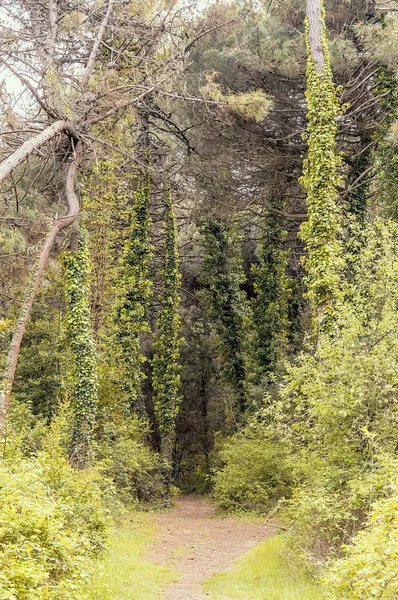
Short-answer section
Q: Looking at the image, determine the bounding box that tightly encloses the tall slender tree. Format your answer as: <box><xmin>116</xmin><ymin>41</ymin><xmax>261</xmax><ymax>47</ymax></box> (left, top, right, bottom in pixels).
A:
<box><xmin>152</xmin><ymin>187</ymin><xmax>182</xmax><ymax>471</ymax></box>
<box><xmin>299</xmin><ymin>0</ymin><xmax>345</xmax><ymax>333</ymax></box>
<box><xmin>199</xmin><ymin>220</ymin><xmax>248</xmax><ymax>416</ymax></box>
<box><xmin>115</xmin><ymin>177</ymin><xmax>153</xmax><ymax>410</ymax></box>
<box><xmin>252</xmin><ymin>201</ymin><xmax>291</xmax><ymax>381</ymax></box>
<box><xmin>63</xmin><ymin>230</ymin><xmax>98</xmax><ymax>468</ymax></box>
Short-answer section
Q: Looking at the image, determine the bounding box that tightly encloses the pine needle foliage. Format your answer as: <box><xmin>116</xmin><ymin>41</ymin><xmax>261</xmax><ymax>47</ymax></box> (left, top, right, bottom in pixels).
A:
<box><xmin>299</xmin><ymin>6</ymin><xmax>345</xmax><ymax>334</ymax></box>
<box><xmin>152</xmin><ymin>187</ymin><xmax>182</xmax><ymax>459</ymax></box>
<box><xmin>63</xmin><ymin>230</ymin><xmax>98</xmax><ymax>467</ymax></box>
<box><xmin>115</xmin><ymin>176</ymin><xmax>153</xmax><ymax>409</ymax></box>
<box><xmin>201</xmin><ymin>74</ymin><xmax>272</xmax><ymax>122</ymax></box>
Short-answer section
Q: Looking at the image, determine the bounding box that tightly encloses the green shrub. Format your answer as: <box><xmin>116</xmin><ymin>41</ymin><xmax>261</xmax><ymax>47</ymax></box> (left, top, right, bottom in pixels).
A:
<box><xmin>0</xmin><ymin>454</ymin><xmax>108</xmax><ymax>600</ymax></box>
<box><xmin>95</xmin><ymin>416</ymin><xmax>166</xmax><ymax>505</ymax></box>
<box><xmin>213</xmin><ymin>425</ymin><xmax>294</xmax><ymax>512</ymax></box>
<box><xmin>326</xmin><ymin>490</ymin><xmax>398</xmax><ymax>599</ymax></box>
<box><xmin>213</xmin><ymin>221</ymin><xmax>398</xmax><ymax>577</ymax></box>
<box><xmin>0</xmin><ymin>410</ymin><xmax>109</xmax><ymax>600</ymax></box>
<box><xmin>261</xmin><ymin>220</ymin><xmax>398</xmax><ymax>565</ymax></box>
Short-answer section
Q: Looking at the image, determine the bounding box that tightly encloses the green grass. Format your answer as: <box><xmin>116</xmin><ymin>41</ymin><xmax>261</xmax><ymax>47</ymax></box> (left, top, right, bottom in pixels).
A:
<box><xmin>86</xmin><ymin>511</ymin><xmax>176</xmax><ymax>600</ymax></box>
<box><xmin>203</xmin><ymin>534</ymin><xmax>329</xmax><ymax>600</ymax></box>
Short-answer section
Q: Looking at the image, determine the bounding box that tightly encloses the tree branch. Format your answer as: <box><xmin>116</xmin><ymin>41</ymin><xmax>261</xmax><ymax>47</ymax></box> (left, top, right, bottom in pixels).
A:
<box><xmin>81</xmin><ymin>0</ymin><xmax>114</xmax><ymax>89</ymax></box>
<box><xmin>0</xmin><ymin>120</ymin><xmax>72</xmax><ymax>185</ymax></box>
<box><xmin>0</xmin><ymin>57</ymin><xmax>60</xmax><ymax>119</ymax></box>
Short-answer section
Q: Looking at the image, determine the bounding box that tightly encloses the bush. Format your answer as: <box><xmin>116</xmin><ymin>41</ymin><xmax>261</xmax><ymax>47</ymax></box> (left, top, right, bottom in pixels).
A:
<box><xmin>0</xmin><ymin>407</ymin><xmax>109</xmax><ymax>600</ymax></box>
<box><xmin>95</xmin><ymin>415</ymin><xmax>167</xmax><ymax>504</ymax></box>
<box><xmin>326</xmin><ymin>490</ymin><xmax>398</xmax><ymax>599</ymax></box>
<box><xmin>0</xmin><ymin>453</ymin><xmax>108</xmax><ymax>600</ymax></box>
<box><xmin>213</xmin><ymin>424</ymin><xmax>294</xmax><ymax>512</ymax></box>
<box><xmin>212</xmin><ymin>221</ymin><xmax>398</xmax><ymax>578</ymax></box>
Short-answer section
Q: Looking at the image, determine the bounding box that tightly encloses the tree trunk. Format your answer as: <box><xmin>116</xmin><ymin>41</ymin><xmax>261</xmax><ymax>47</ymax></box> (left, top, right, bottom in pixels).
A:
<box><xmin>0</xmin><ymin>121</ymin><xmax>72</xmax><ymax>185</ymax></box>
<box><xmin>161</xmin><ymin>433</ymin><xmax>174</xmax><ymax>493</ymax></box>
<box><xmin>306</xmin><ymin>0</ymin><xmax>325</xmax><ymax>73</ymax></box>
<box><xmin>0</xmin><ymin>143</ymin><xmax>82</xmax><ymax>436</ymax></box>
<box><xmin>201</xmin><ymin>370</ymin><xmax>210</xmax><ymax>476</ymax></box>
<box><xmin>81</xmin><ymin>0</ymin><xmax>114</xmax><ymax>89</ymax></box>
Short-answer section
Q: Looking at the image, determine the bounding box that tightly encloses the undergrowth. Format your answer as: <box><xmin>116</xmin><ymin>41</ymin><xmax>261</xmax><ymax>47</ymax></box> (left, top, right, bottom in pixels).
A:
<box><xmin>203</xmin><ymin>534</ymin><xmax>328</xmax><ymax>600</ymax></box>
<box><xmin>87</xmin><ymin>511</ymin><xmax>176</xmax><ymax>599</ymax></box>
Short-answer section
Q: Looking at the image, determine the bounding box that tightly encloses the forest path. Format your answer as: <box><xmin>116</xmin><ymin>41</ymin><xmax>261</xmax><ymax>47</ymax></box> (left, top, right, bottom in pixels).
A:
<box><xmin>149</xmin><ymin>496</ymin><xmax>271</xmax><ymax>600</ymax></box>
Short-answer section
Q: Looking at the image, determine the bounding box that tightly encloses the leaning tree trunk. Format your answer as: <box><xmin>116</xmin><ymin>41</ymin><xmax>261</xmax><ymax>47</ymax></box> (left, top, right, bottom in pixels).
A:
<box><xmin>0</xmin><ymin>121</ymin><xmax>72</xmax><ymax>185</ymax></box>
<box><xmin>0</xmin><ymin>143</ymin><xmax>82</xmax><ymax>436</ymax></box>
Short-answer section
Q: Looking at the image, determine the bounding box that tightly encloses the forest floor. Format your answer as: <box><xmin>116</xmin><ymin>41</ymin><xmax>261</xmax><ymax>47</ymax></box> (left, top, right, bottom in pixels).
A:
<box><xmin>149</xmin><ymin>496</ymin><xmax>271</xmax><ymax>600</ymax></box>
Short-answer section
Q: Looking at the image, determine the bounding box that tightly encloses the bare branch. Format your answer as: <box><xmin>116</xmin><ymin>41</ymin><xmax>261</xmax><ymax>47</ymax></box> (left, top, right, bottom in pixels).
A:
<box><xmin>0</xmin><ymin>57</ymin><xmax>60</xmax><ymax>119</ymax></box>
<box><xmin>81</xmin><ymin>0</ymin><xmax>114</xmax><ymax>89</ymax></box>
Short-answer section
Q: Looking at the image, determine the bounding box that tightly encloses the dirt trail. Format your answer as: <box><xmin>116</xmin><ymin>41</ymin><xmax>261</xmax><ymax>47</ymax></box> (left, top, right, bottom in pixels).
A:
<box><xmin>149</xmin><ymin>496</ymin><xmax>271</xmax><ymax>600</ymax></box>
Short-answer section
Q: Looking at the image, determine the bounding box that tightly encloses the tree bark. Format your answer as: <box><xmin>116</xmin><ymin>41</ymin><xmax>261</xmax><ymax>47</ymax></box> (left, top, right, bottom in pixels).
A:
<box><xmin>45</xmin><ymin>0</ymin><xmax>58</xmax><ymax>68</ymax></box>
<box><xmin>0</xmin><ymin>143</ymin><xmax>82</xmax><ymax>436</ymax></box>
<box><xmin>81</xmin><ymin>0</ymin><xmax>114</xmax><ymax>89</ymax></box>
<box><xmin>306</xmin><ymin>0</ymin><xmax>325</xmax><ymax>73</ymax></box>
<box><xmin>0</xmin><ymin>121</ymin><xmax>71</xmax><ymax>185</ymax></box>
<box><xmin>161</xmin><ymin>433</ymin><xmax>174</xmax><ymax>493</ymax></box>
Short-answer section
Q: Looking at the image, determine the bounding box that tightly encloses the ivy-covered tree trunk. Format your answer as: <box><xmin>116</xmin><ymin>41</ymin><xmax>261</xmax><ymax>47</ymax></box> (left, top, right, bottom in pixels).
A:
<box><xmin>374</xmin><ymin>67</ymin><xmax>398</xmax><ymax>217</ymax></box>
<box><xmin>199</xmin><ymin>220</ymin><xmax>248</xmax><ymax>416</ymax></box>
<box><xmin>152</xmin><ymin>187</ymin><xmax>182</xmax><ymax>475</ymax></box>
<box><xmin>300</xmin><ymin>0</ymin><xmax>345</xmax><ymax>334</ymax></box>
<box><xmin>252</xmin><ymin>200</ymin><xmax>291</xmax><ymax>382</ymax></box>
<box><xmin>115</xmin><ymin>176</ymin><xmax>153</xmax><ymax>410</ymax></box>
<box><xmin>63</xmin><ymin>231</ymin><xmax>98</xmax><ymax>468</ymax></box>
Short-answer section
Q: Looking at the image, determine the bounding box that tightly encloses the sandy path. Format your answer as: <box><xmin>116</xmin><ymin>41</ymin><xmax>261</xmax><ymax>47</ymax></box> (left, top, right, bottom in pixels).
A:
<box><xmin>149</xmin><ymin>496</ymin><xmax>271</xmax><ymax>600</ymax></box>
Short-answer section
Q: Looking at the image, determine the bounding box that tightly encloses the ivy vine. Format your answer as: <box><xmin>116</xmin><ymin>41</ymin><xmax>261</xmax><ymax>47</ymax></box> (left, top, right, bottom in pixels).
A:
<box><xmin>299</xmin><ymin>6</ymin><xmax>345</xmax><ymax>333</ymax></box>
<box><xmin>115</xmin><ymin>176</ymin><xmax>153</xmax><ymax>409</ymax></box>
<box><xmin>252</xmin><ymin>200</ymin><xmax>291</xmax><ymax>381</ymax></box>
<box><xmin>199</xmin><ymin>219</ymin><xmax>249</xmax><ymax>414</ymax></box>
<box><xmin>63</xmin><ymin>229</ymin><xmax>98</xmax><ymax>467</ymax></box>
<box><xmin>152</xmin><ymin>186</ymin><xmax>182</xmax><ymax>462</ymax></box>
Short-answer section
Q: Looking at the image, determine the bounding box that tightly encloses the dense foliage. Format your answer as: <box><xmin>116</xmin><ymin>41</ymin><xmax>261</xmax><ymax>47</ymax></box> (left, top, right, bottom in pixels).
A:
<box><xmin>115</xmin><ymin>177</ymin><xmax>153</xmax><ymax>411</ymax></box>
<box><xmin>0</xmin><ymin>416</ymin><xmax>108</xmax><ymax>599</ymax></box>
<box><xmin>1</xmin><ymin>0</ymin><xmax>398</xmax><ymax>597</ymax></box>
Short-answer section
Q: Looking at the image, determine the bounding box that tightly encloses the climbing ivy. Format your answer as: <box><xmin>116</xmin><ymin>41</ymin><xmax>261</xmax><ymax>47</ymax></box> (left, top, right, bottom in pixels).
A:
<box><xmin>251</xmin><ymin>201</ymin><xmax>291</xmax><ymax>381</ymax></box>
<box><xmin>63</xmin><ymin>230</ymin><xmax>98</xmax><ymax>467</ymax></box>
<box><xmin>374</xmin><ymin>67</ymin><xmax>398</xmax><ymax>217</ymax></box>
<box><xmin>299</xmin><ymin>7</ymin><xmax>345</xmax><ymax>333</ymax></box>
<box><xmin>152</xmin><ymin>187</ymin><xmax>182</xmax><ymax>463</ymax></box>
<box><xmin>115</xmin><ymin>176</ymin><xmax>153</xmax><ymax>410</ymax></box>
<box><xmin>198</xmin><ymin>220</ymin><xmax>249</xmax><ymax>414</ymax></box>
<box><xmin>347</xmin><ymin>149</ymin><xmax>371</xmax><ymax>223</ymax></box>
<box><xmin>82</xmin><ymin>159</ymin><xmax>124</xmax><ymax>334</ymax></box>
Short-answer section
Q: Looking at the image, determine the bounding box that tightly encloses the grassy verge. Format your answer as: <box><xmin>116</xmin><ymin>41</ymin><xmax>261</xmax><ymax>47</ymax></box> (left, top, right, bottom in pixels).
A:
<box><xmin>86</xmin><ymin>511</ymin><xmax>176</xmax><ymax>600</ymax></box>
<box><xmin>203</xmin><ymin>534</ymin><xmax>329</xmax><ymax>600</ymax></box>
